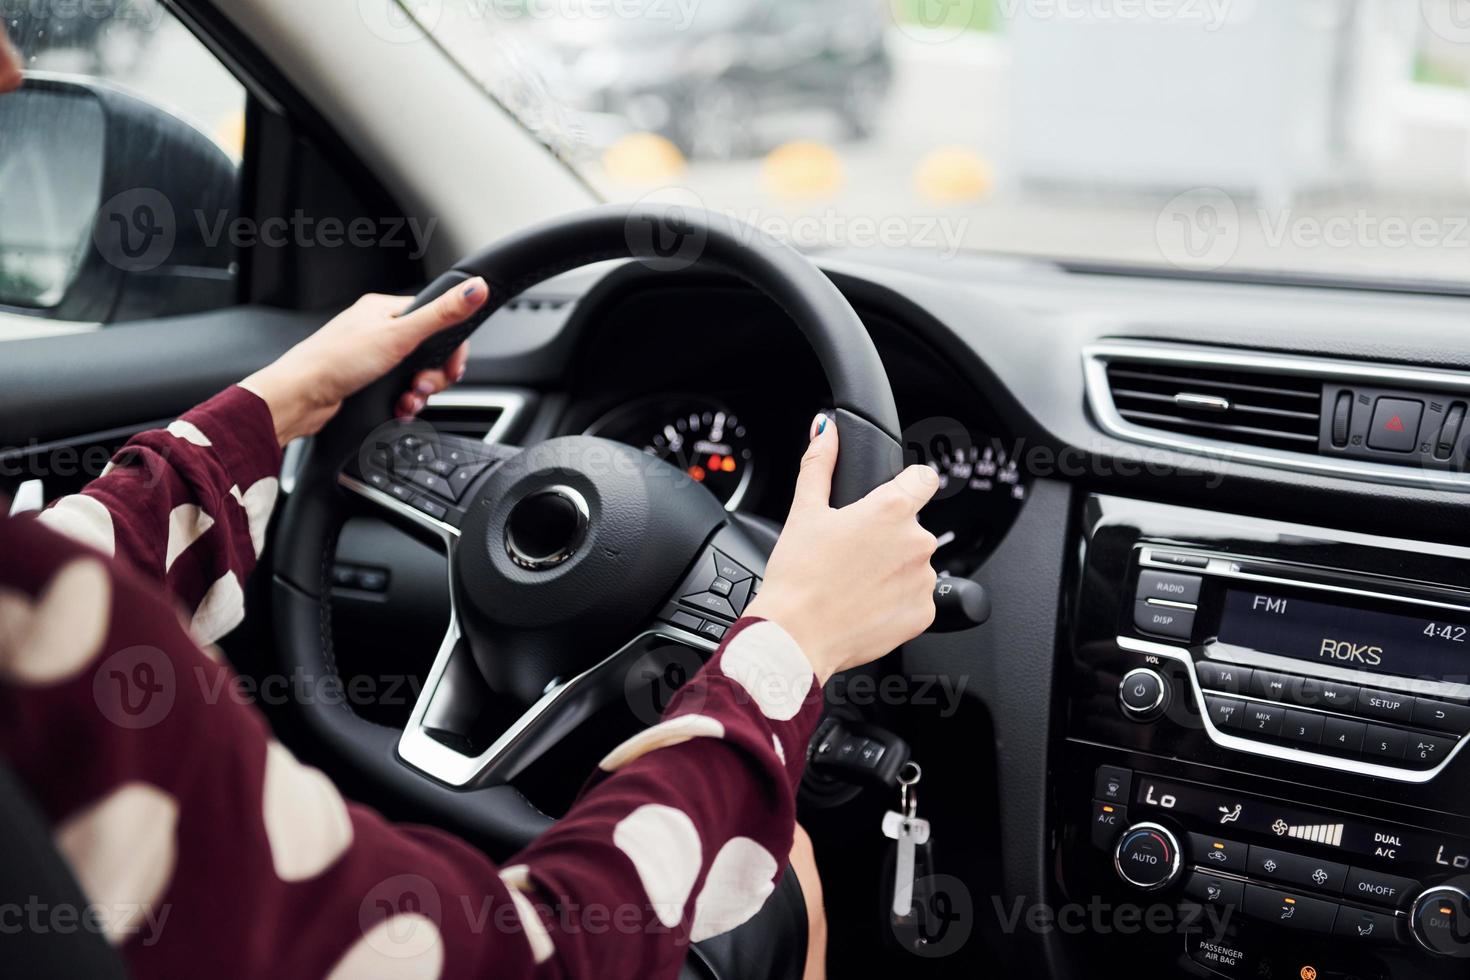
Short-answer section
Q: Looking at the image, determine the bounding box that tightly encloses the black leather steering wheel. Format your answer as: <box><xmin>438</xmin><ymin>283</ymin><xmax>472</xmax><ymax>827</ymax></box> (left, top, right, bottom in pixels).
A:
<box><xmin>270</xmin><ymin>201</ymin><xmax>902</xmax><ymax>863</ymax></box>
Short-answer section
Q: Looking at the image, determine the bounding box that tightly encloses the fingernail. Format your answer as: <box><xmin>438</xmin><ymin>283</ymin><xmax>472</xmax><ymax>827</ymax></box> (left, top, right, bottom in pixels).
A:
<box><xmin>462</xmin><ymin>278</ymin><xmax>484</xmax><ymax>302</ymax></box>
<box><xmin>809</xmin><ymin>413</ymin><xmax>829</xmax><ymax>440</ymax></box>
<box><xmin>454</xmin><ymin>363</ymin><xmax>467</xmax><ymax>382</ymax></box>
<box><xmin>415</xmin><ymin>379</ymin><xmax>435</xmax><ymax>396</ymax></box>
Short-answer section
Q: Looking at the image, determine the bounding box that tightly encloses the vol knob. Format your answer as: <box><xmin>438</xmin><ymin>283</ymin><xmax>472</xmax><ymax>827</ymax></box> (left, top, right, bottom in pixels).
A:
<box><xmin>1118</xmin><ymin>668</ymin><xmax>1168</xmax><ymax>720</ymax></box>
<box><xmin>1412</xmin><ymin>886</ymin><xmax>1470</xmax><ymax>957</ymax></box>
<box><xmin>1114</xmin><ymin>822</ymin><xmax>1182</xmax><ymax>891</ymax></box>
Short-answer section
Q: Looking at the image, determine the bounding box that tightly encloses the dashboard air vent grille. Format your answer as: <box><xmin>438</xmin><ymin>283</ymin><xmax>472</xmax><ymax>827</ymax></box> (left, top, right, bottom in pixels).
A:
<box><xmin>1105</xmin><ymin>360</ymin><xmax>1323</xmax><ymax>452</ymax></box>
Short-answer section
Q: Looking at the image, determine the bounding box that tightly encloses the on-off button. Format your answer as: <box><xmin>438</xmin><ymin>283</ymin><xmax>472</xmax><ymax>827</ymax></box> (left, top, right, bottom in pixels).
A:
<box><xmin>1134</xmin><ymin>600</ymin><xmax>1195</xmax><ymax>641</ymax></box>
<box><xmin>1120</xmin><ymin>668</ymin><xmax>1168</xmax><ymax>719</ymax></box>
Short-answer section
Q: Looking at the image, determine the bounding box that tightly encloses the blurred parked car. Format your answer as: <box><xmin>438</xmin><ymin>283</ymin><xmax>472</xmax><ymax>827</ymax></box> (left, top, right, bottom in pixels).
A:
<box><xmin>517</xmin><ymin>0</ymin><xmax>892</xmax><ymax>159</ymax></box>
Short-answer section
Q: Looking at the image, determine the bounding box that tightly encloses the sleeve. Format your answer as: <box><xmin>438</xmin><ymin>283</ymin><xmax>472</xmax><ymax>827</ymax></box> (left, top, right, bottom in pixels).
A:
<box><xmin>0</xmin><ymin>513</ymin><xmax>823</xmax><ymax>980</ymax></box>
<box><xmin>29</xmin><ymin>386</ymin><xmax>283</xmax><ymax>645</ymax></box>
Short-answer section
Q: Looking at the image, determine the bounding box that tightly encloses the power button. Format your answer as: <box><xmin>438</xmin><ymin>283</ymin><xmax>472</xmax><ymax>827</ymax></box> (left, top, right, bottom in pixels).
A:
<box><xmin>1119</xmin><ymin>668</ymin><xmax>1167</xmax><ymax>720</ymax></box>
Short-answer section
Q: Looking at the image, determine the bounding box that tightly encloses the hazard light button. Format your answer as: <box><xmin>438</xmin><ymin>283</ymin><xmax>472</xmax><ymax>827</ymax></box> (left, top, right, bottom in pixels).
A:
<box><xmin>1367</xmin><ymin>398</ymin><xmax>1423</xmax><ymax>453</ymax></box>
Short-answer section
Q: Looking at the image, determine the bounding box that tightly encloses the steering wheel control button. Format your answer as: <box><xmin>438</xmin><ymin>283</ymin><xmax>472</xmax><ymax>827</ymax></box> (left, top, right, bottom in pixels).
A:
<box><xmin>1136</xmin><ymin>570</ymin><xmax>1202</xmax><ymax>605</ymax></box>
<box><xmin>1411</xmin><ymin>886</ymin><xmax>1470</xmax><ymax>957</ymax></box>
<box><xmin>1197</xmin><ymin>661</ymin><xmax>1252</xmax><ymax>694</ymax></box>
<box><xmin>411</xmin><ymin>496</ymin><xmax>448</xmax><ymax>521</ymax></box>
<box><xmin>1090</xmin><ymin>801</ymin><xmax>1127</xmax><ymax>850</ymax></box>
<box><xmin>1189</xmin><ymin>833</ymin><xmax>1248</xmax><ymax>873</ymax></box>
<box><xmin>409</xmin><ymin>470</ymin><xmax>454</xmax><ymax>498</ymax></box>
<box><xmin>1113</xmin><ymin>823</ymin><xmax>1182</xmax><ymax>890</ymax></box>
<box><xmin>1344</xmin><ymin>867</ymin><xmax>1418</xmax><ymax>908</ymax></box>
<box><xmin>1093</xmin><ymin>765</ymin><xmax>1132</xmax><ymax>805</ymax></box>
<box><xmin>1133</xmin><ymin>600</ymin><xmax>1195</xmax><ymax>641</ymax></box>
<box><xmin>1119</xmin><ymin>668</ymin><xmax>1167</xmax><ymax>719</ymax></box>
<box><xmin>1247</xmin><ymin>845</ymin><xmax>1348</xmax><ymax>894</ymax></box>
<box><xmin>714</xmin><ymin>554</ymin><xmax>753</xmax><ymax>583</ymax></box>
<box><xmin>709</xmin><ymin>577</ymin><xmax>734</xmax><ymax>597</ymax></box>
<box><xmin>1242</xmin><ymin>884</ymin><xmax>1338</xmax><ymax>934</ymax></box>
<box><xmin>1184</xmin><ymin>871</ymin><xmax>1243</xmax><ymax>909</ymax></box>
<box><xmin>1332</xmin><ymin>905</ymin><xmax>1399</xmax><ymax>945</ymax></box>
<box><xmin>697</xmin><ymin>621</ymin><xmax>727</xmax><ymax>642</ymax></box>
<box><xmin>505</xmin><ymin>485</ymin><xmax>589</xmax><ymax>570</ymax></box>
<box><xmin>683</xmin><ymin>591</ymin><xmax>738</xmax><ymax>620</ymax></box>
<box><xmin>667</xmin><ymin>611</ymin><xmax>703</xmax><ymax>633</ymax></box>
<box><xmin>1367</xmin><ymin>397</ymin><xmax>1423</xmax><ymax>453</ymax></box>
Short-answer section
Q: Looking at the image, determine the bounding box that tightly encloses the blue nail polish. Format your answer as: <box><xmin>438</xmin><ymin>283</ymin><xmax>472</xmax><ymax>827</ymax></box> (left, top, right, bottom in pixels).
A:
<box><xmin>462</xmin><ymin>282</ymin><xmax>480</xmax><ymax>300</ymax></box>
<box><xmin>816</xmin><ymin>417</ymin><xmax>827</xmax><ymax>435</ymax></box>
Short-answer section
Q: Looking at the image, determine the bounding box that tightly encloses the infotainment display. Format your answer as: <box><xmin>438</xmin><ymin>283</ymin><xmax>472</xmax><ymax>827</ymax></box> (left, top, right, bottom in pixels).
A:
<box><xmin>1216</xmin><ymin>588</ymin><xmax>1470</xmax><ymax>684</ymax></box>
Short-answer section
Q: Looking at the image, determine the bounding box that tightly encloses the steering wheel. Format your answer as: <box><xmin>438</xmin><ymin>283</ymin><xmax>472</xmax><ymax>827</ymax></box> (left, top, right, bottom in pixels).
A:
<box><xmin>270</xmin><ymin>204</ymin><xmax>903</xmax><ymax>856</ymax></box>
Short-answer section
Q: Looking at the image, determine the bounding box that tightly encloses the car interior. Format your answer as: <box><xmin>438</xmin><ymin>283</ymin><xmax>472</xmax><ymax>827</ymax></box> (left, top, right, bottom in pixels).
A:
<box><xmin>7</xmin><ymin>1</ymin><xmax>1470</xmax><ymax>978</ymax></box>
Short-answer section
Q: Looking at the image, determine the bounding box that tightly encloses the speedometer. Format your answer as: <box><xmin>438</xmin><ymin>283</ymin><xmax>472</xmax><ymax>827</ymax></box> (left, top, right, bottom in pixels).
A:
<box><xmin>913</xmin><ymin>434</ymin><xmax>1028</xmax><ymax>573</ymax></box>
<box><xmin>586</xmin><ymin>397</ymin><xmax>755</xmax><ymax>509</ymax></box>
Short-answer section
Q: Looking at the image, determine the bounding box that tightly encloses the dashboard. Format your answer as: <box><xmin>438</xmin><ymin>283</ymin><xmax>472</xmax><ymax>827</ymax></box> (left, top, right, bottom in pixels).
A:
<box><xmin>552</xmin><ymin>277</ymin><xmax>1028</xmax><ymax>574</ymax></box>
<box><xmin>351</xmin><ymin>251</ymin><xmax>1470</xmax><ymax>979</ymax></box>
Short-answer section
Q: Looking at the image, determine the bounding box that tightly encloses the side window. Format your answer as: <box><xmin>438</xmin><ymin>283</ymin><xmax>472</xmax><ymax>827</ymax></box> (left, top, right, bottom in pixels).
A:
<box><xmin>0</xmin><ymin>0</ymin><xmax>247</xmax><ymax>335</ymax></box>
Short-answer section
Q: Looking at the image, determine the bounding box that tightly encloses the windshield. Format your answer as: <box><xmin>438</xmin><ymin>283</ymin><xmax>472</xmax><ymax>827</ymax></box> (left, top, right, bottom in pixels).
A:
<box><xmin>426</xmin><ymin>0</ymin><xmax>1470</xmax><ymax>288</ymax></box>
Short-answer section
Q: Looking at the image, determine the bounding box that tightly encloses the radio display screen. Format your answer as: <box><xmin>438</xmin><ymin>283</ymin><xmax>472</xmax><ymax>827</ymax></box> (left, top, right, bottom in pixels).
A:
<box><xmin>1216</xmin><ymin>588</ymin><xmax>1470</xmax><ymax>683</ymax></box>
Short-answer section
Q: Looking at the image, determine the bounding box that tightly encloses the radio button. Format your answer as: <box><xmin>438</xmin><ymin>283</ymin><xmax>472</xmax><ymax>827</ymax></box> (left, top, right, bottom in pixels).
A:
<box><xmin>1362</xmin><ymin>725</ymin><xmax>1408</xmax><ymax>761</ymax></box>
<box><xmin>1205</xmin><ymin>695</ymin><xmax>1245</xmax><ymax>730</ymax></box>
<box><xmin>1136</xmin><ymin>570</ymin><xmax>1202</xmax><ymax>605</ymax></box>
<box><xmin>1282</xmin><ymin>709</ymin><xmax>1325</xmax><ymax>746</ymax></box>
<box><xmin>1358</xmin><ymin>688</ymin><xmax>1414</xmax><ymax>723</ymax></box>
<box><xmin>1297</xmin><ymin>678</ymin><xmax>1360</xmax><ymax>712</ymax></box>
<box><xmin>1345</xmin><ymin>867</ymin><xmax>1419</xmax><ymax>908</ymax></box>
<box><xmin>1405</xmin><ymin>731</ymin><xmax>1455</xmax><ymax>768</ymax></box>
<box><xmin>1412</xmin><ymin>697</ymin><xmax>1470</xmax><ymax>733</ymax></box>
<box><xmin>1133</xmin><ymin>601</ymin><xmax>1195</xmax><ymax>641</ymax></box>
<box><xmin>1242</xmin><ymin>883</ymin><xmax>1339</xmax><ymax>933</ymax></box>
<box><xmin>1248</xmin><ymin>845</ymin><xmax>1349</xmax><ymax>894</ymax></box>
<box><xmin>1322</xmin><ymin>716</ymin><xmax>1367</xmax><ymax>753</ymax></box>
<box><xmin>1197</xmin><ymin>661</ymin><xmax>1252</xmax><ymax>694</ymax></box>
<box><xmin>1251</xmin><ymin>670</ymin><xmax>1299</xmax><ymax>702</ymax></box>
<box><xmin>1242</xmin><ymin>702</ymin><xmax>1285</xmax><ymax>736</ymax></box>
<box><xmin>1189</xmin><ymin>833</ymin><xmax>1248</xmax><ymax>872</ymax></box>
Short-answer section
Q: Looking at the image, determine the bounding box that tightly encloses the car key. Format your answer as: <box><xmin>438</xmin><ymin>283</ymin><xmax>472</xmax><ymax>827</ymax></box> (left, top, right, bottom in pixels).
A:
<box><xmin>881</xmin><ymin>762</ymin><xmax>930</xmax><ymax>918</ymax></box>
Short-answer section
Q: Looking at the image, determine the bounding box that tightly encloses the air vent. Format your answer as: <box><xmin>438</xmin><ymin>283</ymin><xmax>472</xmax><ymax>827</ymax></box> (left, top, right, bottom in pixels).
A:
<box><xmin>419</xmin><ymin>390</ymin><xmax>525</xmax><ymax>444</ymax></box>
<box><xmin>1105</xmin><ymin>360</ymin><xmax>1323</xmax><ymax>452</ymax></box>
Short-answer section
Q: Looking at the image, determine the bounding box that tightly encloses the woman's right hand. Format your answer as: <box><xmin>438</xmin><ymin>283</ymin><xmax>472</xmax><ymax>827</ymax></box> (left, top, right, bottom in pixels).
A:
<box><xmin>746</xmin><ymin>414</ymin><xmax>941</xmax><ymax>684</ymax></box>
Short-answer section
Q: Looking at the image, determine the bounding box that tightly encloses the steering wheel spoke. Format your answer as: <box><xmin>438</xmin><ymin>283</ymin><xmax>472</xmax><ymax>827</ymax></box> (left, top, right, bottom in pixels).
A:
<box><xmin>337</xmin><ymin>424</ymin><xmax>519</xmax><ymax>537</ymax></box>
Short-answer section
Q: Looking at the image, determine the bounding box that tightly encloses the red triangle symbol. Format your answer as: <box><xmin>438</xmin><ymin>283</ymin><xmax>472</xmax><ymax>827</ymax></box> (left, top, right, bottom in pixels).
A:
<box><xmin>1385</xmin><ymin>415</ymin><xmax>1405</xmax><ymax>432</ymax></box>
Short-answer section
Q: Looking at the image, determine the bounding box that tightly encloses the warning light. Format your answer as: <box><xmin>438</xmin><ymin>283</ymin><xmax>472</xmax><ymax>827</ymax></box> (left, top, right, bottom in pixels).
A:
<box><xmin>1299</xmin><ymin>966</ymin><xmax>1317</xmax><ymax>980</ymax></box>
<box><xmin>721</xmin><ymin>456</ymin><xmax>737</xmax><ymax>473</ymax></box>
<box><xmin>709</xmin><ymin>454</ymin><xmax>723</xmax><ymax>469</ymax></box>
<box><xmin>688</xmin><ymin>465</ymin><xmax>706</xmax><ymax>482</ymax></box>
<box><xmin>1385</xmin><ymin>415</ymin><xmax>1406</xmax><ymax>432</ymax></box>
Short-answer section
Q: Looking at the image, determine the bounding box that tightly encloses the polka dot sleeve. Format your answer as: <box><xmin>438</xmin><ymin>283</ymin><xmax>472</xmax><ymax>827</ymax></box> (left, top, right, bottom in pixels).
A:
<box><xmin>31</xmin><ymin>386</ymin><xmax>283</xmax><ymax>645</ymax></box>
<box><xmin>0</xmin><ymin>514</ymin><xmax>825</xmax><ymax>980</ymax></box>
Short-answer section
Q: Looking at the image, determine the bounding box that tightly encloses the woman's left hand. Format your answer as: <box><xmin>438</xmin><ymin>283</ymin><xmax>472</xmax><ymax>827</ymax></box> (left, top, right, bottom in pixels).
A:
<box><xmin>240</xmin><ymin>278</ymin><xmax>490</xmax><ymax>446</ymax></box>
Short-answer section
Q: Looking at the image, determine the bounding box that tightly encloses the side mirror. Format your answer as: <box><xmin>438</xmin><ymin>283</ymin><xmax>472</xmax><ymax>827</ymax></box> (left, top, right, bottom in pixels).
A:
<box><xmin>0</xmin><ymin>74</ymin><xmax>239</xmax><ymax>324</ymax></box>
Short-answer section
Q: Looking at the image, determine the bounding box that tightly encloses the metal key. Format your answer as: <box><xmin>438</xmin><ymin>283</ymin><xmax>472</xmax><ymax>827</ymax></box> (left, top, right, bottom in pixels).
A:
<box><xmin>881</xmin><ymin>762</ymin><xmax>931</xmax><ymax>917</ymax></box>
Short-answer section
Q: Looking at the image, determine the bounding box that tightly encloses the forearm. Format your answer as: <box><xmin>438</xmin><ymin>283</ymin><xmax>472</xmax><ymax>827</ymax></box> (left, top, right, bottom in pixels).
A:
<box><xmin>32</xmin><ymin>386</ymin><xmax>282</xmax><ymax>644</ymax></box>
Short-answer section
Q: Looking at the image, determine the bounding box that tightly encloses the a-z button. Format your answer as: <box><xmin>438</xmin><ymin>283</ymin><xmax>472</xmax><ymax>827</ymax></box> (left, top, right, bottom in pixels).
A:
<box><xmin>1133</xmin><ymin>601</ymin><xmax>1195</xmax><ymax>641</ymax></box>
